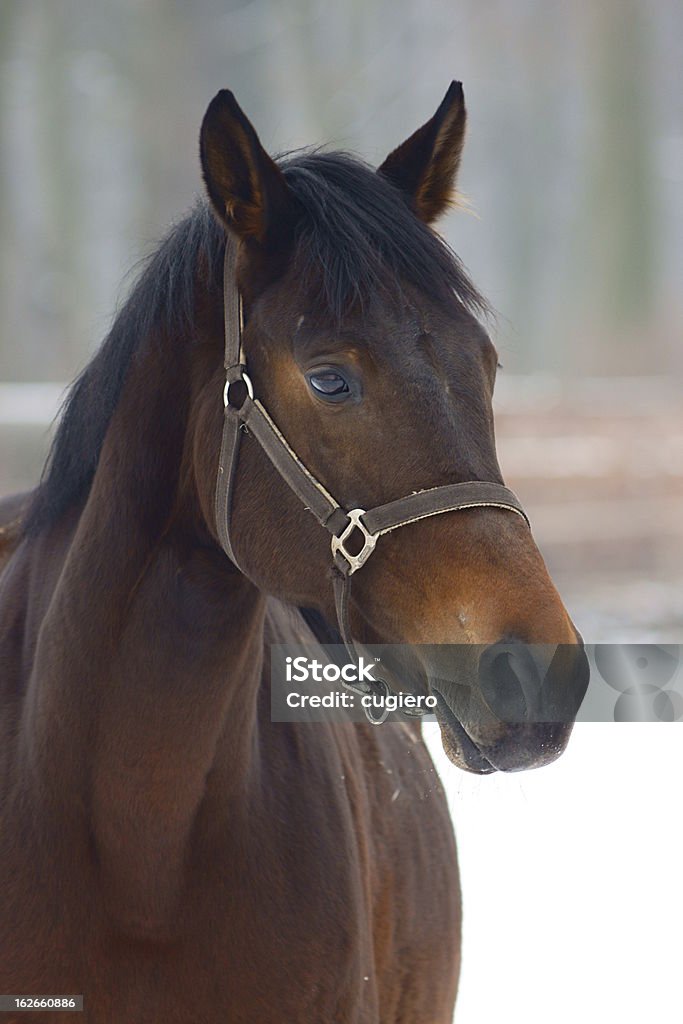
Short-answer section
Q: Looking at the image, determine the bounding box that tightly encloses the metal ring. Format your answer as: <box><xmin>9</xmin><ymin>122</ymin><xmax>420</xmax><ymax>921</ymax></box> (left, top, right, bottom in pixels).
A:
<box><xmin>363</xmin><ymin>678</ymin><xmax>392</xmax><ymax>725</ymax></box>
<box><xmin>223</xmin><ymin>371</ymin><xmax>254</xmax><ymax>408</ymax></box>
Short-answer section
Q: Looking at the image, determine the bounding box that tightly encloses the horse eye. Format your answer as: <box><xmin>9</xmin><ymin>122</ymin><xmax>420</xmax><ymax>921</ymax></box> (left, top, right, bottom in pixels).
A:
<box><xmin>306</xmin><ymin>369</ymin><xmax>351</xmax><ymax>401</ymax></box>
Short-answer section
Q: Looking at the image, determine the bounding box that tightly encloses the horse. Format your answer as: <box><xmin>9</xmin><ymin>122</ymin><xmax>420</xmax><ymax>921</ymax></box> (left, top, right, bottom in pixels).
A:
<box><xmin>0</xmin><ymin>83</ymin><xmax>588</xmax><ymax>1022</ymax></box>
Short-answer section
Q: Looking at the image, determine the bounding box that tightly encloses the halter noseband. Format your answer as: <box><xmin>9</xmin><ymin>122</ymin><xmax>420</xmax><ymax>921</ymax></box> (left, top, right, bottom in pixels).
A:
<box><xmin>215</xmin><ymin>243</ymin><xmax>530</xmax><ymax>724</ymax></box>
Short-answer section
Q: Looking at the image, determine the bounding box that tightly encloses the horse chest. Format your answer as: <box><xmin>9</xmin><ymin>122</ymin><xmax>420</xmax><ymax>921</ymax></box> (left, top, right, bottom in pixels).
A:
<box><xmin>161</xmin><ymin>727</ymin><xmax>459</xmax><ymax>1023</ymax></box>
<box><xmin>0</xmin><ymin>720</ymin><xmax>459</xmax><ymax>1024</ymax></box>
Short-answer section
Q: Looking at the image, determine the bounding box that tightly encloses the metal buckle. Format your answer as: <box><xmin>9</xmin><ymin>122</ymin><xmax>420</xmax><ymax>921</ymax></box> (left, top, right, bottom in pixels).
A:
<box><xmin>331</xmin><ymin>509</ymin><xmax>378</xmax><ymax>575</ymax></box>
<box><xmin>223</xmin><ymin>370</ymin><xmax>254</xmax><ymax>409</ymax></box>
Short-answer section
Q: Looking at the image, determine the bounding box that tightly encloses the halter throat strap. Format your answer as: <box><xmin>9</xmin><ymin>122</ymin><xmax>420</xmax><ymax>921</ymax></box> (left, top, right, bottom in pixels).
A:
<box><xmin>214</xmin><ymin>244</ymin><xmax>530</xmax><ymax>722</ymax></box>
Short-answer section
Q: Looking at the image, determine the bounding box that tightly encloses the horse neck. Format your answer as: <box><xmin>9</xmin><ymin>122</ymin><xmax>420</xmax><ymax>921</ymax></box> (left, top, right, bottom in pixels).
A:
<box><xmin>23</xmin><ymin>308</ymin><xmax>268</xmax><ymax>936</ymax></box>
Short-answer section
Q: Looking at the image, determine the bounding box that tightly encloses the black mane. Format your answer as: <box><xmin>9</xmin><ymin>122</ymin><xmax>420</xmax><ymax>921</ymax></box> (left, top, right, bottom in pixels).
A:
<box><xmin>22</xmin><ymin>202</ymin><xmax>225</xmax><ymax>536</ymax></box>
<box><xmin>23</xmin><ymin>150</ymin><xmax>486</xmax><ymax>537</ymax></box>
<box><xmin>282</xmin><ymin>151</ymin><xmax>486</xmax><ymax>320</ymax></box>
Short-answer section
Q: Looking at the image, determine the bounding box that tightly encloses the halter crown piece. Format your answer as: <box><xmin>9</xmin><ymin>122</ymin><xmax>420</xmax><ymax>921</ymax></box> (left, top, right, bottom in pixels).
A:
<box><xmin>214</xmin><ymin>242</ymin><xmax>531</xmax><ymax>724</ymax></box>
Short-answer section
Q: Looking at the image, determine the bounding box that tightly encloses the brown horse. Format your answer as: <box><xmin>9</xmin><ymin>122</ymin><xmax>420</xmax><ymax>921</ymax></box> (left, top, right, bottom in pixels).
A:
<box><xmin>0</xmin><ymin>84</ymin><xmax>588</xmax><ymax>1022</ymax></box>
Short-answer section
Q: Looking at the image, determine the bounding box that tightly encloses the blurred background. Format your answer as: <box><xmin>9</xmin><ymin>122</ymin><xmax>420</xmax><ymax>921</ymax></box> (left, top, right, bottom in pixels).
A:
<box><xmin>1</xmin><ymin>0</ymin><xmax>681</xmax><ymax>638</ymax></box>
<box><xmin>1</xmin><ymin>4</ymin><xmax>682</xmax><ymax>1023</ymax></box>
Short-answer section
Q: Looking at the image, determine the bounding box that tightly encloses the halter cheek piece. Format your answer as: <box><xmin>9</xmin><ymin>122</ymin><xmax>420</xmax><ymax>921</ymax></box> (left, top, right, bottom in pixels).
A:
<box><xmin>215</xmin><ymin>243</ymin><xmax>531</xmax><ymax>724</ymax></box>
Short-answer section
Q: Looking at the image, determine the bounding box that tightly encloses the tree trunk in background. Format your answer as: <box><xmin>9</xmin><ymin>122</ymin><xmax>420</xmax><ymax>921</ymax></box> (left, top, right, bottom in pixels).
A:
<box><xmin>572</xmin><ymin>0</ymin><xmax>656</xmax><ymax>374</ymax></box>
<box><xmin>0</xmin><ymin>1</ymin><xmax>17</xmax><ymax>378</ymax></box>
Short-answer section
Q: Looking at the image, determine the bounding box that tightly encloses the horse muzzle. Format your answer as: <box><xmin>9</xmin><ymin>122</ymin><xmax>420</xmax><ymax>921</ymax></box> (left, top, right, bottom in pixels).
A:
<box><xmin>430</xmin><ymin>640</ymin><xmax>590</xmax><ymax>773</ymax></box>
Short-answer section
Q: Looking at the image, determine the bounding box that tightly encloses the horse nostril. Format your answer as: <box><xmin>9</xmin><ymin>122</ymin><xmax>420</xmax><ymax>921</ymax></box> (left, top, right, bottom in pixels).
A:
<box><xmin>478</xmin><ymin>642</ymin><xmax>542</xmax><ymax>724</ymax></box>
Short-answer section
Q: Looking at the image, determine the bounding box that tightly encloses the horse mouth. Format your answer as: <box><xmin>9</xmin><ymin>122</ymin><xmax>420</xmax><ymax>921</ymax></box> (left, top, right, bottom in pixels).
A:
<box><xmin>432</xmin><ymin>690</ymin><xmax>496</xmax><ymax>775</ymax></box>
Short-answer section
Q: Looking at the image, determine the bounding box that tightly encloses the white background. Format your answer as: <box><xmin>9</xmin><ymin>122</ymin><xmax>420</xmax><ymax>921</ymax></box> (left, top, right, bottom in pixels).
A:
<box><xmin>425</xmin><ymin>724</ymin><xmax>683</xmax><ymax>1023</ymax></box>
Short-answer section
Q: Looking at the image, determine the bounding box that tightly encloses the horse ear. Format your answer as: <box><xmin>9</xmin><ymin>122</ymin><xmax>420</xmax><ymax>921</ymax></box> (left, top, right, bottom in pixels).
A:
<box><xmin>378</xmin><ymin>81</ymin><xmax>466</xmax><ymax>225</ymax></box>
<box><xmin>200</xmin><ymin>90</ymin><xmax>293</xmax><ymax>246</ymax></box>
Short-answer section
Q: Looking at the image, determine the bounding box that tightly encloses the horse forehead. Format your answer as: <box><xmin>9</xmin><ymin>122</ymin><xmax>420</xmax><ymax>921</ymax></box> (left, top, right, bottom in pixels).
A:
<box><xmin>252</xmin><ymin>278</ymin><xmax>487</xmax><ymax>370</ymax></box>
<box><xmin>254</xmin><ymin>288</ymin><xmax>432</xmax><ymax>351</ymax></box>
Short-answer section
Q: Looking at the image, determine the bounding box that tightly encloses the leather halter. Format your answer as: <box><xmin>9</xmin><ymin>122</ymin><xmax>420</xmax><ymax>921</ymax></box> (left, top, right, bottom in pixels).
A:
<box><xmin>215</xmin><ymin>242</ymin><xmax>530</xmax><ymax>723</ymax></box>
